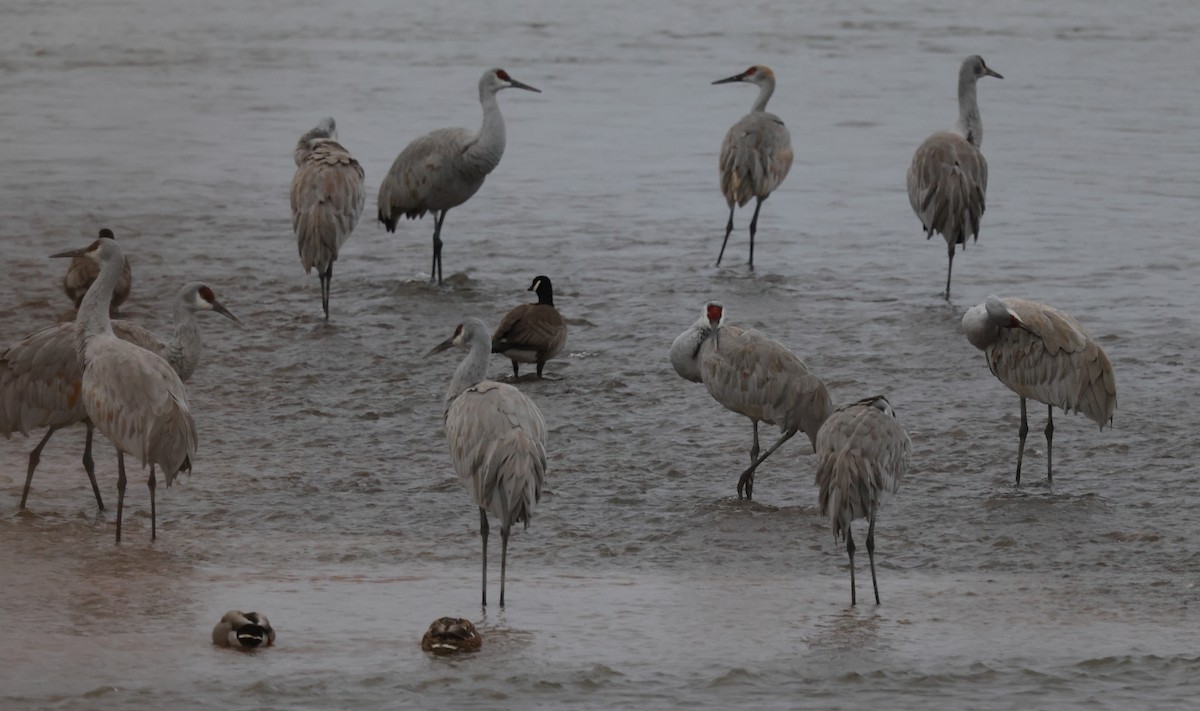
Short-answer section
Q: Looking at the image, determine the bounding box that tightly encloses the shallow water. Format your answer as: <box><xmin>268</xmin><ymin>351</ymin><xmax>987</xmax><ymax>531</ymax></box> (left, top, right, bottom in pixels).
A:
<box><xmin>2</xmin><ymin>0</ymin><xmax>1199</xmax><ymax>708</ymax></box>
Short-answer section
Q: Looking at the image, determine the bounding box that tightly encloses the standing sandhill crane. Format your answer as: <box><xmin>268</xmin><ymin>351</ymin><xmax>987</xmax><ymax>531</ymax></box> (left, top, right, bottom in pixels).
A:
<box><xmin>492</xmin><ymin>275</ymin><xmax>567</xmax><ymax>379</ymax></box>
<box><xmin>907</xmin><ymin>55</ymin><xmax>1002</xmax><ymax>298</ymax></box>
<box><xmin>378</xmin><ymin>68</ymin><xmax>541</xmax><ymax>285</ymax></box>
<box><xmin>427</xmin><ymin>318</ymin><xmax>547</xmax><ymax>607</ymax></box>
<box><xmin>815</xmin><ymin>395</ymin><xmax>911</xmax><ymax>606</ymax></box>
<box><xmin>962</xmin><ymin>295</ymin><xmax>1116</xmax><ymax>485</ymax></box>
<box><xmin>49</xmin><ymin>237</ymin><xmax>197</xmax><ymax>543</ymax></box>
<box><xmin>712</xmin><ymin>65</ymin><xmax>793</xmax><ymax>269</ymax></box>
<box><xmin>291</xmin><ymin>117</ymin><xmax>366</xmax><ymax>319</ymax></box>
<box><xmin>62</xmin><ymin>228</ymin><xmax>132</xmax><ymax>317</ymax></box>
<box><xmin>670</xmin><ymin>301</ymin><xmax>833</xmax><ymax>499</ymax></box>
<box><xmin>1</xmin><ymin>281</ymin><xmax>238</xmax><ymax>510</ymax></box>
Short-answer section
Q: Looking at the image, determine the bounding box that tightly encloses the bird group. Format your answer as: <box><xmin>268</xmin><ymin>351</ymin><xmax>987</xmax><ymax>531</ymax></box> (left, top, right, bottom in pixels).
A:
<box><xmin>4</xmin><ymin>56</ymin><xmax>1118</xmax><ymax>612</ymax></box>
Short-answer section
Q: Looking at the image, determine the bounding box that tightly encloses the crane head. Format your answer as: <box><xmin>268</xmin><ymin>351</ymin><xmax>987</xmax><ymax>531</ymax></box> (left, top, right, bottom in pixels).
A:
<box><xmin>712</xmin><ymin>65</ymin><xmax>774</xmax><ymax>86</ymax></box>
<box><xmin>485</xmin><ymin>68</ymin><xmax>541</xmax><ymax>95</ymax></box>
<box><xmin>963</xmin><ymin>55</ymin><xmax>1003</xmax><ymax>81</ymax></box>
<box><xmin>51</xmin><ymin>231</ymin><xmax>121</xmax><ymax>265</ymax></box>
<box><xmin>705</xmin><ymin>301</ymin><xmax>725</xmax><ymax>330</ymax></box>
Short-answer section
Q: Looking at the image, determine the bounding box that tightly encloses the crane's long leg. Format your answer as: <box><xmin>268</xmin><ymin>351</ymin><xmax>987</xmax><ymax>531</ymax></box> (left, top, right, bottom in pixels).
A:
<box><xmin>511</xmin><ymin>360</ymin><xmax>520</xmax><ymax>379</ymax></box>
<box><xmin>320</xmin><ymin>263</ymin><xmax>332</xmax><ymax>320</ymax></box>
<box><xmin>1045</xmin><ymin>405</ymin><xmax>1055</xmax><ymax>485</ymax></box>
<box><xmin>19</xmin><ymin>426</ymin><xmax>57</xmax><ymax>509</ymax></box>
<box><xmin>846</xmin><ymin>527</ymin><xmax>857</xmax><ymax>607</ymax></box>
<box><xmin>116</xmin><ymin>450</ymin><xmax>127</xmax><ymax>544</ymax></box>
<box><xmin>749</xmin><ymin>421</ymin><xmax>761</xmax><ymax>467</ymax></box>
<box><xmin>866</xmin><ymin>511</ymin><xmax>880</xmax><ymax>605</ymax></box>
<box><xmin>717</xmin><ymin>205</ymin><xmax>735</xmax><ymax>266</ymax></box>
<box><xmin>82</xmin><ymin>421</ymin><xmax>103</xmax><ymax>510</ymax></box>
<box><xmin>431</xmin><ymin>210</ymin><xmax>448</xmax><ymax>285</ymax></box>
<box><xmin>479</xmin><ymin>507</ymin><xmax>489</xmax><ymax>608</ymax></box>
<box><xmin>747</xmin><ymin>197</ymin><xmax>764</xmax><ymax>270</ymax></box>
<box><xmin>499</xmin><ymin>526</ymin><xmax>510</xmax><ymax>609</ymax></box>
<box><xmin>1015</xmin><ymin>397</ymin><xmax>1029</xmax><ymax>486</ymax></box>
<box><xmin>148</xmin><ymin>465</ymin><xmax>157</xmax><ymax>541</ymax></box>
<box><xmin>737</xmin><ymin>429</ymin><xmax>797</xmax><ymax>500</ymax></box>
<box><xmin>944</xmin><ymin>242</ymin><xmax>955</xmax><ymax>300</ymax></box>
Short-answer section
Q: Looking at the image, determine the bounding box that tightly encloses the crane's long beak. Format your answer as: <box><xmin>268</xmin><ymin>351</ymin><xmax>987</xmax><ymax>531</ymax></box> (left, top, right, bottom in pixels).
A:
<box><xmin>211</xmin><ymin>299</ymin><xmax>242</xmax><ymax>325</ymax></box>
<box><xmin>712</xmin><ymin>73</ymin><xmax>745</xmax><ymax>85</ymax></box>
<box><xmin>508</xmin><ymin>79</ymin><xmax>541</xmax><ymax>93</ymax></box>
<box><xmin>425</xmin><ymin>337</ymin><xmax>456</xmax><ymax>358</ymax></box>
<box><xmin>985</xmin><ymin>67</ymin><xmax>1004</xmax><ymax>80</ymax></box>
<box><xmin>50</xmin><ymin>247</ymin><xmax>88</xmax><ymax>259</ymax></box>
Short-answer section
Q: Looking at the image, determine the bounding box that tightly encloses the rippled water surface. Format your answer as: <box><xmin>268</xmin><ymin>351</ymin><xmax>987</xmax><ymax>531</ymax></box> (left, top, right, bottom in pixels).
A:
<box><xmin>2</xmin><ymin>0</ymin><xmax>1199</xmax><ymax>708</ymax></box>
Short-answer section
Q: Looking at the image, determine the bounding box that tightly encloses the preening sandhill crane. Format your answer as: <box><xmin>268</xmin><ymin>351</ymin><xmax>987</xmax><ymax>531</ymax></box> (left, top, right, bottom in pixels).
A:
<box><xmin>815</xmin><ymin>395</ymin><xmax>911</xmax><ymax>606</ymax></box>
<box><xmin>62</xmin><ymin>228</ymin><xmax>132</xmax><ymax>317</ymax></box>
<box><xmin>291</xmin><ymin>117</ymin><xmax>366</xmax><ymax>319</ymax></box>
<box><xmin>427</xmin><ymin>318</ymin><xmax>548</xmax><ymax>607</ymax></box>
<box><xmin>212</xmin><ymin>611</ymin><xmax>275</xmax><ymax>649</ymax></box>
<box><xmin>907</xmin><ymin>55</ymin><xmax>1002</xmax><ymax>298</ymax></box>
<box><xmin>492</xmin><ymin>275</ymin><xmax>567</xmax><ymax>379</ymax></box>
<box><xmin>1</xmin><ymin>281</ymin><xmax>237</xmax><ymax>510</ymax></box>
<box><xmin>712</xmin><ymin>65</ymin><xmax>793</xmax><ymax>269</ymax></box>
<box><xmin>50</xmin><ymin>237</ymin><xmax>198</xmax><ymax>543</ymax></box>
<box><xmin>670</xmin><ymin>301</ymin><xmax>833</xmax><ymax>500</ymax></box>
<box><xmin>377</xmin><ymin>68</ymin><xmax>541</xmax><ymax>285</ymax></box>
<box><xmin>962</xmin><ymin>295</ymin><xmax>1116</xmax><ymax>485</ymax></box>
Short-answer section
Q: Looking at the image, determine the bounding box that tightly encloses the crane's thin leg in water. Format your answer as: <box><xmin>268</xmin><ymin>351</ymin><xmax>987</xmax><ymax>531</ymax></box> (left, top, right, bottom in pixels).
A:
<box><xmin>431</xmin><ymin>211</ymin><xmax>448</xmax><ymax>285</ymax></box>
<box><xmin>1015</xmin><ymin>397</ymin><xmax>1029</xmax><ymax>486</ymax></box>
<box><xmin>320</xmin><ymin>263</ymin><xmax>332</xmax><ymax>320</ymax></box>
<box><xmin>747</xmin><ymin>197</ymin><xmax>764</xmax><ymax>270</ymax></box>
<box><xmin>846</xmin><ymin>527</ymin><xmax>857</xmax><ymax>607</ymax></box>
<box><xmin>19</xmin><ymin>426</ymin><xmax>57</xmax><ymax>509</ymax></box>
<box><xmin>479</xmin><ymin>507</ymin><xmax>489</xmax><ymax>607</ymax></box>
<box><xmin>116</xmin><ymin>450</ymin><xmax>127</xmax><ymax>544</ymax></box>
<box><xmin>511</xmin><ymin>360</ymin><xmax>519</xmax><ymax>379</ymax></box>
<box><xmin>717</xmin><ymin>205</ymin><xmax>735</xmax><ymax>266</ymax></box>
<box><xmin>1045</xmin><ymin>405</ymin><xmax>1055</xmax><ymax>485</ymax></box>
<box><xmin>737</xmin><ymin>429</ymin><xmax>796</xmax><ymax>500</ymax></box>
<box><xmin>82</xmin><ymin>421</ymin><xmax>103</xmax><ymax>510</ymax></box>
<box><xmin>944</xmin><ymin>243</ymin><xmax>955</xmax><ymax>299</ymax></box>
<box><xmin>148</xmin><ymin>465</ymin><xmax>157</xmax><ymax>541</ymax></box>
<box><xmin>500</xmin><ymin>527</ymin><xmax>510</xmax><ymax>608</ymax></box>
<box><xmin>867</xmin><ymin>512</ymin><xmax>880</xmax><ymax>605</ymax></box>
<box><xmin>749</xmin><ymin>421</ymin><xmax>760</xmax><ymax>466</ymax></box>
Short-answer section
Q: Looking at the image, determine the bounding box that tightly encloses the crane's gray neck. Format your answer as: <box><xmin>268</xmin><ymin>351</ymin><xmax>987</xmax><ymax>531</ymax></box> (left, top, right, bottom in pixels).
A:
<box><xmin>955</xmin><ymin>71</ymin><xmax>984</xmax><ymax>147</ymax></box>
<box><xmin>751</xmin><ymin>78</ymin><xmax>775</xmax><ymax>113</ymax></box>
<box><xmin>463</xmin><ymin>88</ymin><xmax>506</xmax><ymax>177</ymax></box>
<box><xmin>669</xmin><ymin>317</ymin><xmax>713</xmax><ymax>383</ymax></box>
<box><xmin>444</xmin><ymin>328</ymin><xmax>492</xmax><ymax>415</ymax></box>
<box><xmin>75</xmin><ymin>250</ymin><xmax>123</xmax><ymax>355</ymax></box>
<box><xmin>165</xmin><ymin>297</ymin><xmax>202</xmax><ymax>382</ymax></box>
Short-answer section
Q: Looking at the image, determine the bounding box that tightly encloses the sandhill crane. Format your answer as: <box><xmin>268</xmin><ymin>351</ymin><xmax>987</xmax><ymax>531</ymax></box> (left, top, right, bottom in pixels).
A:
<box><xmin>427</xmin><ymin>318</ymin><xmax>547</xmax><ymax>607</ymax></box>
<box><xmin>492</xmin><ymin>275</ymin><xmax>567</xmax><ymax>379</ymax></box>
<box><xmin>421</xmin><ymin>617</ymin><xmax>483</xmax><ymax>655</ymax></box>
<box><xmin>62</xmin><ymin>228</ymin><xmax>132</xmax><ymax>317</ymax></box>
<box><xmin>1</xmin><ymin>281</ymin><xmax>237</xmax><ymax>510</ymax></box>
<box><xmin>815</xmin><ymin>395</ymin><xmax>911</xmax><ymax>606</ymax></box>
<box><xmin>907</xmin><ymin>55</ymin><xmax>1002</xmax><ymax>298</ymax></box>
<box><xmin>962</xmin><ymin>295</ymin><xmax>1116</xmax><ymax>484</ymax></box>
<box><xmin>212</xmin><ymin>611</ymin><xmax>275</xmax><ymax>649</ymax></box>
<box><xmin>670</xmin><ymin>301</ymin><xmax>833</xmax><ymax>499</ymax></box>
<box><xmin>291</xmin><ymin>117</ymin><xmax>366</xmax><ymax>319</ymax></box>
<box><xmin>378</xmin><ymin>68</ymin><xmax>541</xmax><ymax>285</ymax></box>
<box><xmin>712</xmin><ymin>65</ymin><xmax>793</xmax><ymax>269</ymax></box>
<box><xmin>49</xmin><ymin>236</ymin><xmax>197</xmax><ymax>543</ymax></box>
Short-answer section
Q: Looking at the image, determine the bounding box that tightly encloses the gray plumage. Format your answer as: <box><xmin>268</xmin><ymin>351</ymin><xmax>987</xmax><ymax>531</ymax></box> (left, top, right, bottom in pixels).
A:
<box><xmin>815</xmin><ymin>395</ymin><xmax>911</xmax><ymax>606</ymax></box>
<box><xmin>377</xmin><ymin>68</ymin><xmax>541</xmax><ymax>285</ymax></box>
<box><xmin>212</xmin><ymin>611</ymin><xmax>275</xmax><ymax>649</ymax></box>
<box><xmin>492</xmin><ymin>275</ymin><xmax>567</xmax><ymax>379</ymax></box>
<box><xmin>427</xmin><ymin>318</ymin><xmax>548</xmax><ymax>607</ymax></box>
<box><xmin>907</xmin><ymin>55</ymin><xmax>1002</xmax><ymax>298</ymax></box>
<box><xmin>962</xmin><ymin>295</ymin><xmax>1116</xmax><ymax>484</ymax></box>
<box><xmin>670</xmin><ymin>301</ymin><xmax>833</xmax><ymax>500</ymax></box>
<box><xmin>62</xmin><ymin>228</ymin><xmax>132</xmax><ymax>316</ymax></box>
<box><xmin>1</xmin><ymin>281</ymin><xmax>237</xmax><ymax>511</ymax></box>
<box><xmin>291</xmin><ymin>117</ymin><xmax>366</xmax><ymax>320</ymax></box>
<box><xmin>49</xmin><ymin>236</ymin><xmax>198</xmax><ymax>543</ymax></box>
<box><xmin>713</xmin><ymin>65</ymin><xmax>793</xmax><ymax>269</ymax></box>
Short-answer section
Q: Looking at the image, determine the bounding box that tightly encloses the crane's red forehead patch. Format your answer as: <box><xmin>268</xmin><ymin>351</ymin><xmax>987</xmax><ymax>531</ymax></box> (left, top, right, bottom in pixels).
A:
<box><xmin>199</xmin><ymin>286</ymin><xmax>215</xmax><ymax>302</ymax></box>
<box><xmin>706</xmin><ymin>303</ymin><xmax>723</xmax><ymax>321</ymax></box>
<box><xmin>496</xmin><ymin>69</ymin><xmax>511</xmax><ymax>81</ymax></box>
<box><xmin>744</xmin><ymin>66</ymin><xmax>757</xmax><ymax>76</ymax></box>
<box><xmin>454</xmin><ymin>324</ymin><xmax>464</xmax><ymax>336</ymax></box>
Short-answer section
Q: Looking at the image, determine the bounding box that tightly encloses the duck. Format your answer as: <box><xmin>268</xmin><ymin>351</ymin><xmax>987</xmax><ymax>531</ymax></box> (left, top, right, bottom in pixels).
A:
<box><xmin>421</xmin><ymin>617</ymin><xmax>482</xmax><ymax>654</ymax></box>
<box><xmin>212</xmin><ymin>611</ymin><xmax>275</xmax><ymax>649</ymax></box>
<box><xmin>491</xmin><ymin>275</ymin><xmax>567</xmax><ymax>379</ymax></box>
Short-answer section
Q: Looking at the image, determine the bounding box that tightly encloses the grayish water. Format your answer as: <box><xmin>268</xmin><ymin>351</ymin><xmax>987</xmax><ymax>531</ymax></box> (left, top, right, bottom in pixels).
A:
<box><xmin>2</xmin><ymin>0</ymin><xmax>1199</xmax><ymax>708</ymax></box>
